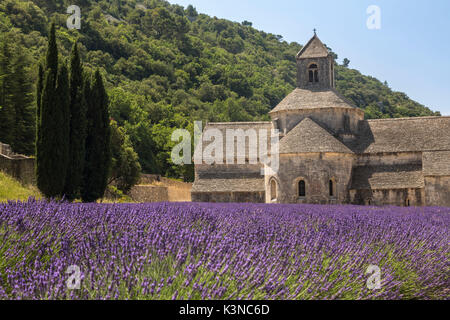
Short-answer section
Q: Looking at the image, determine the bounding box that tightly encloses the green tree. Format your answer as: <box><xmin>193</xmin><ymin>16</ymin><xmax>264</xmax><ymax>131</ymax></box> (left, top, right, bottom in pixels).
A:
<box><xmin>0</xmin><ymin>41</ymin><xmax>14</xmax><ymax>145</ymax></box>
<box><xmin>109</xmin><ymin>120</ymin><xmax>141</xmax><ymax>193</ymax></box>
<box><xmin>45</xmin><ymin>23</ymin><xmax>58</xmax><ymax>82</ymax></box>
<box><xmin>82</xmin><ymin>69</ymin><xmax>111</xmax><ymax>202</ymax></box>
<box><xmin>186</xmin><ymin>5</ymin><xmax>198</xmax><ymax>18</ymax></box>
<box><xmin>36</xmin><ymin>24</ymin><xmax>70</xmax><ymax>198</ymax></box>
<box><xmin>342</xmin><ymin>58</ymin><xmax>350</xmax><ymax>68</ymax></box>
<box><xmin>64</xmin><ymin>42</ymin><xmax>87</xmax><ymax>201</ymax></box>
<box><xmin>35</xmin><ymin>63</ymin><xmax>44</xmax><ymax>158</ymax></box>
<box><xmin>10</xmin><ymin>49</ymin><xmax>35</xmax><ymax>155</ymax></box>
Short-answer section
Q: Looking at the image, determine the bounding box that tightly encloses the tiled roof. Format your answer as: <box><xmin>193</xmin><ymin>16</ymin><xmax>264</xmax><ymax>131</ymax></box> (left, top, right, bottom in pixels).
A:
<box><xmin>279</xmin><ymin>118</ymin><xmax>353</xmax><ymax>154</ymax></box>
<box><xmin>296</xmin><ymin>34</ymin><xmax>330</xmax><ymax>59</ymax></box>
<box><xmin>195</xmin><ymin>122</ymin><xmax>274</xmax><ymax>163</ymax></box>
<box><xmin>351</xmin><ymin>164</ymin><xmax>424</xmax><ymax>190</ymax></box>
<box><xmin>270</xmin><ymin>88</ymin><xmax>359</xmax><ymax>114</ymax></box>
<box><xmin>353</xmin><ymin>116</ymin><xmax>450</xmax><ymax>153</ymax></box>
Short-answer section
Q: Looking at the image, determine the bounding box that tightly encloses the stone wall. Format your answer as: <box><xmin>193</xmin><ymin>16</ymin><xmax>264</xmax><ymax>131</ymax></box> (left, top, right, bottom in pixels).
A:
<box><xmin>356</xmin><ymin>152</ymin><xmax>422</xmax><ymax>167</ymax></box>
<box><xmin>129</xmin><ymin>174</ymin><xmax>192</xmax><ymax>202</ymax></box>
<box><xmin>277</xmin><ymin>108</ymin><xmax>364</xmax><ymax>137</ymax></box>
<box><xmin>192</xmin><ymin>191</ymin><xmax>265</xmax><ymax>203</ymax></box>
<box><xmin>297</xmin><ymin>56</ymin><xmax>334</xmax><ymax>90</ymax></box>
<box><xmin>0</xmin><ymin>154</ymin><xmax>35</xmax><ymax>185</ymax></box>
<box><xmin>128</xmin><ymin>185</ymin><xmax>169</xmax><ymax>202</ymax></box>
<box><xmin>424</xmin><ymin>176</ymin><xmax>450</xmax><ymax>207</ymax></box>
<box><xmin>349</xmin><ymin>188</ymin><xmax>424</xmax><ymax>206</ymax></box>
<box><xmin>422</xmin><ymin>151</ymin><xmax>450</xmax><ymax>207</ymax></box>
<box><xmin>267</xmin><ymin>153</ymin><xmax>354</xmax><ymax>204</ymax></box>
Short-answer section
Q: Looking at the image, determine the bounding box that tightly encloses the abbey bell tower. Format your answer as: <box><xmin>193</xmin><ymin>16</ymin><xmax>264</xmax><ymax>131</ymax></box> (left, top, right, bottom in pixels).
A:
<box><xmin>296</xmin><ymin>32</ymin><xmax>335</xmax><ymax>90</ymax></box>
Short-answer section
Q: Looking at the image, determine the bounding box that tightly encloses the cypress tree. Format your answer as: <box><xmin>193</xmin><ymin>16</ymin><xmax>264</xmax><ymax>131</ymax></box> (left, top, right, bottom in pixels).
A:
<box><xmin>11</xmin><ymin>50</ymin><xmax>35</xmax><ymax>155</ymax></box>
<box><xmin>55</xmin><ymin>63</ymin><xmax>70</xmax><ymax>192</ymax></box>
<box><xmin>45</xmin><ymin>23</ymin><xmax>58</xmax><ymax>84</ymax></box>
<box><xmin>37</xmin><ymin>70</ymin><xmax>57</xmax><ymax>197</ymax></box>
<box><xmin>36</xmin><ymin>64</ymin><xmax>44</xmax><ymax>123</ymax></box>
<box><xmin>36</xmin><ymin>23</ymin><xmax>70</xmax><ymax>198</ymax></box>
<box><xmin>36</xmin><ymin>23</ymin><xmax>59</xmax><ymax>196</ymax></box>
<box><xmin>35</xmin><ymin>63</ymin><xmax>43</xmax><ymax>158</ymax></box>
<box><xmin>82</xmin><ymin>69</ymin><xmax>111</xmax><ymax>202</ymax></box>
<box><xmin>64</xmin><ymin>42</ymin><xmax>87</xmax><ymax>201</ymax></box>
<box><xmin>0</xmin><ymin>41</ymin><xmax>14</xmax><ymax>145</ymax></box>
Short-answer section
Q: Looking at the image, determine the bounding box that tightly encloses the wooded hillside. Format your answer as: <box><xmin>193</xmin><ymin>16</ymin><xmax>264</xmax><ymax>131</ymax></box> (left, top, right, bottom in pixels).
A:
<box><xmin>0</xmin><ymin>0</ymin><xmax>441</xmax><ymax>181</ymax></box>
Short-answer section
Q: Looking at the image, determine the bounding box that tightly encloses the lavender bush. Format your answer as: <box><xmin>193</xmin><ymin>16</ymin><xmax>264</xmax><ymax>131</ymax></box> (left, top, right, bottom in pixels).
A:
<box><xmin>0</xmin><ymin>199</ymin><xmax>448</xmax><ymax>300</ymax></box>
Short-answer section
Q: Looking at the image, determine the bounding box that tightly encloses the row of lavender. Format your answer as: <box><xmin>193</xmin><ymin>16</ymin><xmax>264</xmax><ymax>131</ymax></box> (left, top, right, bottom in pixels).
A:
<box><xmin>0</xmin><ymin>199</ymin><xmax>448</xmax><ymax>299</ymax></box>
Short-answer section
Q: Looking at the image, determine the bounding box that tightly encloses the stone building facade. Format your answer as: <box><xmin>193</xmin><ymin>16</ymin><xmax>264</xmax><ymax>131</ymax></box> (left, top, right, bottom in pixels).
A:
<box><xmin>192</xmin><ymin>34</ymin><xmax>450</xmax><ymax>207</ymax></box>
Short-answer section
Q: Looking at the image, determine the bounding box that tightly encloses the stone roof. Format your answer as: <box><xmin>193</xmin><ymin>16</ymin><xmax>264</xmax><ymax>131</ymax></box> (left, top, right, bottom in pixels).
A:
<box><xmin>279</xmin><ymin>118</ymin><xmax>353</xmax><ymax>154</ymax></box>
<box><xmin>195</xmin><ymin>122</ymin><xmax>273</xmax><ymax>163</ymax></box>
<box><xmin>422</xmin><ymin>151</ymin><xmax>450</xmax><ymax>176</ymax></box>
<box><xmin>191</xmin><ymin>178</ymin><xmax>265</xmax><ymax>193</ymax></box>
<box><xmin>351</xmin><ymin>164</ymin><xmax>424</xmax><ymax>190</ymax></box>
<box><xmin>296</xmin><ymin>34</ymin><xmax>329</xmax><ymax>59</ymax></box>
<box><xmin>354</xmin><ymin>116</ymin><xmax>450</xmax><ymax>154</ymax></box>
<box><xmin>269</xmin><ymin>88</ymin><xmax>359</xmax><ymax>114</ymax></box>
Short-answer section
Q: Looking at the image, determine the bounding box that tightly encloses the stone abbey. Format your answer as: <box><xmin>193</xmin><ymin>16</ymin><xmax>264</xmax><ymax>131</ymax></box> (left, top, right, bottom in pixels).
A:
<box><xmin>192</xmin><ymin>34</ymin><xmax>450</xmax><ymax>207</ymax></box>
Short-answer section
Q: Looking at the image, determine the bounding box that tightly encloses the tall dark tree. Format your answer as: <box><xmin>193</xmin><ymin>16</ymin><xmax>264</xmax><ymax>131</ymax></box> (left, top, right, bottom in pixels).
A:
<box><xmin>0</xmin><ymin>41</ymin><xmax>14</xmax><ymax>145</ymax></box>
<box><xmin>82</xmin><ymin>69</ymin><xmax>111</xmax><ymax>202</ymax></box>
<box><xmin>45</xmin><ymin>23</ymin><xmax>58</xmax><ymax>83</ymax></box>
<box><xmin>35</xmin><ymin>63</ymin><xmax>43</xmax><ymax>159</ymax></box>
<box><xmin>10</xmin><ymin>50</ymin><xmax>35</xmax><ymax>155</ymax></box>
<box><xmin>37</xmin><ymin>71</ymin><xmax>57</xmax><ymax>197</ymax></box>
<box><xmin>36</xmin><ymin>23</ymin><xmax>70</xmax><ymax>198</ymax></box>
<box><xmin>64</xmin><ymin>42</ymin><xmax>87</xmax><ymax>201</ymax></box>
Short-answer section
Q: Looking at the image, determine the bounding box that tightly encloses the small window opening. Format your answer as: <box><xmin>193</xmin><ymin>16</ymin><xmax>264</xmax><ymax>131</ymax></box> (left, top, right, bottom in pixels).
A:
<box><xmin>298</xmin><ymin>180</ymin><xmax>306</xmax><ymax>197</ymax></box>
<box><xmin>329</xmin><ymin>180</ymin><xmax>334</xmax><ymax>197</ymax></box>
<box><xmin>270</xmin><ymin>179</ymin><xmax>277</xmax><ymax>201</ymax></box>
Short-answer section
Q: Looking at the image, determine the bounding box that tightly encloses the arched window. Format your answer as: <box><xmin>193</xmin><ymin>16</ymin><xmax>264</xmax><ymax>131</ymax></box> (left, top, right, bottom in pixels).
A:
<box><xmin>329</xmin><ymin>180</ymin><xmax>334</xmax><ymax>197</ymax></box>
<box><xmin>405</xmin><ymin>199</ymin><xmax>410</xmax><ymax>207</ymax></box>
<box><xmin>298</xmin><ymin>180</ymin><xmax>306</xmax><ymax>197</ymax></box>
<box><xmin>308</xmin><ymin>64</ymin><xmax>319</xmax><ymax>83</ymax></box>
<box><xmin>270</xmin><ymin>179</ymin><xmax>277</xmax><ymax>201</ymax></box>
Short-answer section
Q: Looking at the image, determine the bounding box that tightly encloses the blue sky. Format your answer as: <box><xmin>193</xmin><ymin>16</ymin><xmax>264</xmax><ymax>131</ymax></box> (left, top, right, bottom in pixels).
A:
<box><xmin>172</xmin><ymin>0</ymin><xmax>450</xmax><ymax>115</ymax></box>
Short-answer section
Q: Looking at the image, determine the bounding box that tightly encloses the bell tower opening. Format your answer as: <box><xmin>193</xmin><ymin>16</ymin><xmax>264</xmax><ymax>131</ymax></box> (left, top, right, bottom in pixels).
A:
<box><xmin>308</xmin><ymin>64</ymin><xmax>319</xmax><ymax>83</ymax></box>
<box><xmin>296</xmin><ymin>32</ymin><xmax>335</xmax><ymax>90</ymax></box>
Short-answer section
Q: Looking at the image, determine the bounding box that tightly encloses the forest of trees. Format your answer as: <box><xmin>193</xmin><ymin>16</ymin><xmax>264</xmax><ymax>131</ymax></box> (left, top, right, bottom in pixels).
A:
<box><xmin>0</xmin><ymin>0</ymin><xmax>441</xmax><ymax>183</ymax></box>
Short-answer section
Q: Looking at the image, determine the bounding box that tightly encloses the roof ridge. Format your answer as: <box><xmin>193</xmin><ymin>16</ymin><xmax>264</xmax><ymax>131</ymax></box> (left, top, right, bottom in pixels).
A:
<box><xmin>366</xmin><ymin>116</ymin><xmax>450</xmax><ymax>122</ymax></box>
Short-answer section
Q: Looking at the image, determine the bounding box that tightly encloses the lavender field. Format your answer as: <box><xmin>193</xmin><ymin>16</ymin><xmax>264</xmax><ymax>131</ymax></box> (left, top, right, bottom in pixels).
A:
<box><xmin>0</xmin><ymin>199</ymin><xmax>448</xmax><ymax>300</ymax></box>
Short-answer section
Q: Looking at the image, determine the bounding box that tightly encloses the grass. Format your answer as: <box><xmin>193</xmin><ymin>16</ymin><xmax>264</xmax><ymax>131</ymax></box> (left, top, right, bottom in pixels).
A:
<box><xmin>0</xmin><ymin>171</ymin><xmax>41</xmax><ymax>202</ymax></box>
<box><xmin>0</xmin><ymin>172</ymin><xmax>134</xmax><ymax>203</ymax></box>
